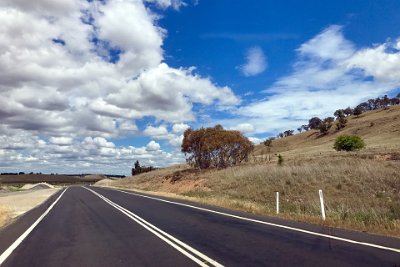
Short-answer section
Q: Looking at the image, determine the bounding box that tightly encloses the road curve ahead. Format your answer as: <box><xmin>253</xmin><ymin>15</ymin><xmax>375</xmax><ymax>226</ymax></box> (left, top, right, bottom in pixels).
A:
<box><xmin>0</xmin><ymin>186</ymin><xmax>398</xmax><ymax>267</ymax></box>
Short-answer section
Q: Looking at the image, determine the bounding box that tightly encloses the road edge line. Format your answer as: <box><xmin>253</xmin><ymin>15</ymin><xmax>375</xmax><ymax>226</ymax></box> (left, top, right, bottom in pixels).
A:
<box><xmin>0</xmin><ymin>188</ymin><xmax>67</xmax><ymax>265</ymax></box>
<box><xmin>103</xmin><ymin>187</ymin><xmax>400</xmax><ymax>254</ymax></box>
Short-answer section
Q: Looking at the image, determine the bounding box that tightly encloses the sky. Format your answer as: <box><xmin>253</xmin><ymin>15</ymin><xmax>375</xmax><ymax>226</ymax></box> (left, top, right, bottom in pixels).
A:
<box><xmin>1</xmin><ymin>0</ymin><xmax>400</xmax><ymax>174</ymax></box>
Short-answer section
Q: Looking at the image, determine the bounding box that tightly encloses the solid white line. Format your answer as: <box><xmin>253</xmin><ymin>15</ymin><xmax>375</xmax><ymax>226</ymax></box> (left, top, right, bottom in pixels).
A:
<box><xmin>0</xmin><ymin>188</ymin><xmax>67</xmax><ymax>265</ymax></box>
<box><xmin>84</xmin><ymin>187</ymin><xmax>223</xmax><ymax>267</ymax></box>
<box><xmin>105</xmin><ymin>187</ymin><xmax>400</xmax><ymax>254</ymax></box>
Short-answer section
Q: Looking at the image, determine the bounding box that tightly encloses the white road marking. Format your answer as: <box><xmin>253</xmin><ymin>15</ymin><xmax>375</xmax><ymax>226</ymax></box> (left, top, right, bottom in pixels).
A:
<box><xmin>84</xmin><ymin>187</ymin><xmax>223</xmax><ymax>267</ymax></box>
<box><xmin>0</xmin><ymin>188</ymin><xmax>68</xmax><ymax>265</ymax></box>
<box><xmin>103</xmin><ymin>187</ymin><xmax>400</xmax><ymax>254</ymax></box>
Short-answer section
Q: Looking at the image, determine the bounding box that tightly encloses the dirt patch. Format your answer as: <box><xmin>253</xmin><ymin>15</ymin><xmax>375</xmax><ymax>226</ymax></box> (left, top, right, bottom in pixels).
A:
<box><xmin>21</xmin><ymin>182</ymin><xmax>54</xmax><ymax>190</ymax></box>
<box><xmin>159</xmin><ymin>178</ymin><xmax>209</xmax><ymax>194</ymax></box>
<box><xmin>0</xmin><ymin>206</ymin><xmax>11</xmax><ymax>227</ymax></box>
<box><xmin>0</xmin><ymin>188</ymin><xmax>60</xmax><ymax>218</ymax></box>
<box><xmin>373</xmin><ymin>153</ymin><xmax>400</xmax><ymax>161</ymax></box>
<box><xmin>164</xmin><ymin>168</ymin><xmax>201</xmax><ymax>183</ymax></box>
<box><xmin>95</xmin><ymin>179</ymin><xmax>115</xmax><ymax>187</ymax></box>
<box><xmin>83</xmin><ymin>174</ymin><xmax>107</xmax><ymax>180</ymax></box>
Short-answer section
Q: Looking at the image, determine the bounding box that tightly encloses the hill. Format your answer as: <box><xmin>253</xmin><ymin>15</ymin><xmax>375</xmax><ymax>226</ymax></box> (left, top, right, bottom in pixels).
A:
<box><xmin>254</xmin><ymin>104</ymin><xmax>400</xmax><ymax>161</ymax></box>
<box><xmin>0</xmin><ymin>174</ymin><xmax>104</xmax><ymax>184</ymax></box>
<box><xmin>96</xmin><ymin>106</ymin><xmax>400</xmax><ymax>237</ymax></box>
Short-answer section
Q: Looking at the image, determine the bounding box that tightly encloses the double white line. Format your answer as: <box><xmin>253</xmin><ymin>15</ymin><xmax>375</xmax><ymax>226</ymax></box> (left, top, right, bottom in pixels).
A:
<box><xmin>83</xmin><ymin>187</ymin><xmax>224</xmax><ymax>267</ymax></box>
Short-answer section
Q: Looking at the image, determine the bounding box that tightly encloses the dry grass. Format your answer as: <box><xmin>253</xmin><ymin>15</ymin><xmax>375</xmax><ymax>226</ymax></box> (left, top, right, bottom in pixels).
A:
<box><xmin>100</xmin><ymin>107</ymin><xmax>400</xmax><ymax>237</ymax></box>
<box><xmin>101</xmin><ymin>156</ymin><xmax>400</xmax><ymax>237</ymax></box>
<box><xmin>0</xmin><ymin>206</ymin><xmax>11</xmax><ymax>228</ymax></box>
<box><xmin>253</xmin><ymin>105</ymin><xmax>400</xmax><ymax>162</ymax></box>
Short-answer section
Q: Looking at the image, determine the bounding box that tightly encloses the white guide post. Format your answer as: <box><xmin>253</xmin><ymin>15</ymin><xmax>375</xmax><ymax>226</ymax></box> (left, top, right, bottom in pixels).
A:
<box><xmin>276</xmin><ymin>191</ymin><xmax>279</xmax><ymax>214</ymax></box>
<box><xmin>319</xmin><ymin>189</ymin><xmax>326</xmax><ymax>220</ymax></box>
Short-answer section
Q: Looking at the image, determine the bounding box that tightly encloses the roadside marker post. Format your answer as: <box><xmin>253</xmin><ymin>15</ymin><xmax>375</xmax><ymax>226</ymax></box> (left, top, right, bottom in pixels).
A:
<box><xmin>276</xmin><ymin>191</ymin><xmax>279</xmax><ymax>214</ymax></box>
<box><xmin>319</xmin><ymin>189</ymin><xmax>326</xmax><ymax>220</ymax></box>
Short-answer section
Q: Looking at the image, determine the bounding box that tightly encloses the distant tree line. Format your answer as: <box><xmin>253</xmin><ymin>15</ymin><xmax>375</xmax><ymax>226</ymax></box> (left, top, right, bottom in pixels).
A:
<box><xmin>275</xmin><ymin>93</ymin><xmax>400</xmax><ymax>139</ymax></box>
<box><xmin>181</xmin><ymin>125</ymin><xmax>254</xmax><ymax>169</ymax></box>
<box><xmin>131</xmin><ymin>160</ymin><xmax>155</xmax><ymax>176</ymax></box>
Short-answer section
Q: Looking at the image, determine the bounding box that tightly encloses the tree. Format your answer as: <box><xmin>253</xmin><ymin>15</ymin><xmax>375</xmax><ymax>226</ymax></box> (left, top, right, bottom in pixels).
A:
<box><xmin>263</xmin><ymin>138</ymin><xmax>274</xmax><ymax>147</ymax></box>
<box><xmin>334</xmin><ymin>135</ymin><xmax>365</xmax><ymax>151</ymax></box>
<box><xmin>263</xmin><ymin>137</ymin><xmax>274</xmax><ymax>161</ymax></box>
<box><xmin>318</xmin><ymin>117</ymin><xmax>333</xmax><ymax>135</ymax></box>
<box><xmin>343</xmin><ymin>107</ymin><xmax>353</xmax><ymax>116</ymax></box>
<box><xmin>334</xmin><ymin>109</ymin><xmax>345</xmax><ymax>119</ymax></box>
<box><xmin>390</xmin><ymin>97</ymin><xmax>400</xmax><ymax>106</ymax></box>
<box><xmin>308</xmin><ymin>117</ymin><xmax>322</xmax><ymax>130</ymax></box>
<box><xmin>381</xmin><ymin>95</ymin><xmax>390</xmax><ymax>109</ymax></box>
<box><xmin>132</xmin><ymin>160</ymin><xmax>154</xmax><ymax>175</ymax></box>
<box><xmin>181</xmin><ymin>125</ymin><xmax>254</xmax><ymax>169</ymax></box>
<box><xmin>297</xmin><ymin>127</ymin><xmax>303</xmax><ymax>133</ymax></box>
<box><xmin>336</xmin><ymin>116</ymin><xmax>347</xmax><ymax>130</ymax></box>
<box><xmin>301</xmin><ymin>124</ymin><xmax>309</xmax><ymax>131</ymax></box>
<box><xmin>283</xmin><ymin>130</ymin><xmax>294</xmax><ymax>137</ymax></box>
<box><xmin>353</xmin><ymin>106</ymin><xmax>363</xmax><ymax>117</ymax></box>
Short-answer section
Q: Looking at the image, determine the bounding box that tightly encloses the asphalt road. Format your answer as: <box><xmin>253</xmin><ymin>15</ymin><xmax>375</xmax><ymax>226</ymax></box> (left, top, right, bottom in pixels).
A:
<box><xmin>0</xmin><ymin>186</ymin><xmax>399</xmax><ymax>266</ymax></box>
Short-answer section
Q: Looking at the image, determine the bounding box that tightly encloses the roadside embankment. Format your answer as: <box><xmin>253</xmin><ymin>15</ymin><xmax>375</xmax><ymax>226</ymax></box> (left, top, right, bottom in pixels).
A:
<box><xmin>0</xmin><ymin>184</ymin><xmax>60</xmax><ymax>227</ymax></box>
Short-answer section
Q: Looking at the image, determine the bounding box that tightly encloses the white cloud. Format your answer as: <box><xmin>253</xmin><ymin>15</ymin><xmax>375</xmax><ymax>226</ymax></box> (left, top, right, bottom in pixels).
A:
<box><xmin>230</xmin><ymin>123</ymin><xmax>255</xmax><ymax>134</ymax></box>
<box><xmin>172</xmin><ymin>123</ymin><xmax>190</xmax><ymax>134</ymax></box>
<box><xmin>0</xmin><ymin>0</ymin><xmax>238</xmax><ymax>135</ymax></box>
<box><xmin>346</xmin><ymin>44</ymin><xmax>400</xmax><ymax>82</ymax></box>
<box><xmin>143</xmin><ymin>125</ymin><xmax>169</xmax><ymax>137</ymax></box>
<box><xmin>298</xmin><ymin>25</ymin><xmax>354</xmax><ymax>61</ymax></box>
<box><xmin>49</xmin><ymin>137</ymin><xmax>73</xmax><ymax>146</ymax></box>
<box><xmin>143</xmin><ymin>125</ymin><xmax>185</xmax><ymax>148</ymax></box>
<box><xmin>224</xmin><ymin>25</ymin><xmax>400</xmax><ymax>135</ymax></box>
<box><xmin>145</xmin><ymin>0</ymin><xmax>186</xmax><ymax>10</ymax></box>
<box><xmin>248</xmin><ymin>137</ymin><xmax>264</xmax><ymax>144</ymax></box>
<box><xmin>0</xmin><ymin>0</ymin><xmax>239</xmax><ymax>172</ymax></box>
<box><xmin>239</xmin><ymin>46</ymin><xmax>267</xmax><ymax>77</ymax></box>
<box><xmin>146</xmin><ymin>140</ymin><xmax>161</xmax><ymax>151</ymax></box>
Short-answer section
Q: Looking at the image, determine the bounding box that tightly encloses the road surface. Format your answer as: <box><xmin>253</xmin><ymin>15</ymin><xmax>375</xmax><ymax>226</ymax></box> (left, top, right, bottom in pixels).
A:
<box><xmin>0</xmin><ymin>186</ymin><xmax>398</xmax><ymax>266</ymax></box>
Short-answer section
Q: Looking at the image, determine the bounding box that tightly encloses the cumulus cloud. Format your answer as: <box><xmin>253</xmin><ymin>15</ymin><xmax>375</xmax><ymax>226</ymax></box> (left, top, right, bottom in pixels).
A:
<box><xmin>248</xmin><ymin>137</ymin><xmax>264</xmax><ymax>144</ymax></box>
<box><xmin>0</xmin><ymin>0</ymin><xmax>238</xmax><ymax>134</ymax></box>
<box><xmin>143</xmin><ymin>125</ymin><xmax>185</xmax><ymax>147</ymax></box>
<box><xmin>239</xmin><ymin>46</ymin><xmax>267</xmax><ymax>76</ymax></box>
<box><xmin>146</xmin><ymin>140</ymin><xmax>161</xmax><ymax>151</ymax></box>
<box><xmin>0</xmin><ymin>0</ymin><xmax>239</xmax><ymax>172</ymax></box>
<box><xmin>0</xmin><ymin>132</ymin><xmax>183</xmax><ymax>174</ymax></box>
<box><xmin>49</xmin><ymin>137</ymin><xmax>73</xmax><ymax>146</ymax></box>
<box><xmin>225</xmin><ymin>25</ymin><xmax>400</xmax><ymax>135</ymax></box>
<box><xmin>230</xmin><ymin>123</ymin><xmax>255</xmax><ymax>134</ymax></box>
<box><xmin>145</xmin><ymin>0</ymin><xmax>186</xmax><ymax>10</ymax></box>
<box><xmin>172</xmin><ymin>123</ymin><xmax>190</xmax><ymax>134</ymax></box>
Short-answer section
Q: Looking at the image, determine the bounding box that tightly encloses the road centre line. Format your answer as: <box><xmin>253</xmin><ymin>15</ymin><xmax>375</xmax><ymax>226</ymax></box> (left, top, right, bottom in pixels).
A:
<box><xmin>0</xmin><ymin>188</ymin><xmax>68</xmax><ymax>266</ymax></box>
<box><xmin>103</xmin><ymin>187</ymin><xmax>400</xmax><ymax>254</ymax></box>
<box><xmin>84</xmin><ymin>187</ymin><xmax>223</xmax><ymax>267</ymax></box>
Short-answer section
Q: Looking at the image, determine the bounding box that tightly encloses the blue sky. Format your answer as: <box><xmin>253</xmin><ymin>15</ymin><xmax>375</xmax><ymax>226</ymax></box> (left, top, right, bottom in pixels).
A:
<box><xmin>1</xmin><ymin>0</ymin><xmax>400</xmax><ymax>174</ymax></box>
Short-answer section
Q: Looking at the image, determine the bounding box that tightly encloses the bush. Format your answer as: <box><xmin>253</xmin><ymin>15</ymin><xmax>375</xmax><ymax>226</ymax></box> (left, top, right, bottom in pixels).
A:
<box><xmin>277</xmin><ymin>154</ymin><xmax>284</xmax><ymax>165</ymax></box>
<box><xmin>182</xmin><ymin>125</ymin><xmax>254</xmax><ymax>169</ymax></box>
<box><xmin>334</xmin><ymin>135</ymin><xmax>365</xmax><ymax>151</ymax></box>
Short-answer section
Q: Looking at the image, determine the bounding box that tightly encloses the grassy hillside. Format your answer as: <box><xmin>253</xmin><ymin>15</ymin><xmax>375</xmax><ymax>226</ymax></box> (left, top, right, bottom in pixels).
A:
<box><xmin>98</xmin><ymin>106</ymin><xmax>400</xmax><ymax>237</ymax></box>
<box><xmin>254</xmin><ymin>105</ymin><xmax>400</xmax><ymax>161</ymax></box>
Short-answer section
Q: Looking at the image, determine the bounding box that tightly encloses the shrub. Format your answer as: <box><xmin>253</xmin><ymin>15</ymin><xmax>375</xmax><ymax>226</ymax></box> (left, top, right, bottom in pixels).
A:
<box><xmin>277</xmin><ymin>154</ymin><xmax>284</xmax><ymax>165</ymax></box>
<box><xmin>181</xmin><ymin>125</ymin><xmax>254</xmax><ymax>169</ymax></box>
<box><xmin>334</xmin><ymin>135</ymin><xmax>365</xmax><ymax>151</ymax></box>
